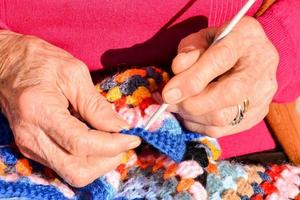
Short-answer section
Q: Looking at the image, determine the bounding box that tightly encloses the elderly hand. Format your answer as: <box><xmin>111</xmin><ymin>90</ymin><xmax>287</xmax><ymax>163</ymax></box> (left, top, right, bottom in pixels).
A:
<box><xmin>0</xmin><ymin>30</ymin><xmax>141</xmax><ymax>187</ymax></box>
<box><xmin>162</xmin><ymin>17</ymin><xmax>279</xmax><ymax>138</ymax></box>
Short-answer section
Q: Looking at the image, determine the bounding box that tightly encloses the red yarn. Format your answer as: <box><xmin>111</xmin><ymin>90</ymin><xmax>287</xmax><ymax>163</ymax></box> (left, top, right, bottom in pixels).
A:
<box><xmin>270</xmin><ymin>164</ymin><xmax>286</xmax><ymax>174</ymax></box>
<box><xmin>139</xmin><ymin>97</ymin><xmax>156</xmax><ymax>116</ymax></box>
<box><xmin>265</xmin><ymin>170</ymin><xmax>280</xmax><ymax>181</ymax></box>
<box><xmin>260</xmin><ymin>181</ymin><xmax>277</xmax><ymax>195</ymax></box>
<box><xmin>250</xmin><ymin>194</ymin><xmax>263</xmax><ymax>200</ymax></box>
<box><xmin>114</xmin><ymin>97</ymin><xmax>127</xmax><ymax>111</ymax></box>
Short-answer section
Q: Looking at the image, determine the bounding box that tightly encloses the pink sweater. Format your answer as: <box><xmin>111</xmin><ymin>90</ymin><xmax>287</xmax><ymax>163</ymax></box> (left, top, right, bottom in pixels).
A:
<box><xmin>0</xmin><ymin>0</ymin><xmax>299</xmax><ymax>157</ymax></box>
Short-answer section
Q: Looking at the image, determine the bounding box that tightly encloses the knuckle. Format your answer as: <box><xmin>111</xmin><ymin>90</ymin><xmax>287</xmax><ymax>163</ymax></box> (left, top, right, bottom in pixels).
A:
<box><xmin>18</xmin><ymin>89</ymin><xmax>38</xmax><ymax>120</ymax></box>
<box><xmin>268</xmin><ymin>45</ymin><xmax>280</xmax><ymax>66</ymax></box>
<box><xmin>74</xmin><ymin>61</ymin><xmax>89</xmax><ymax>74</ymax></box>
<box><xmin>21</xmin><ymin>35</ymin><xmax>46</xmax><ymax>54</ymax></box>
<box><xmin>67</xmin><ymin>134</ymin><xmax>87</xmax><ymax>156</ymax></box>
<box><xmin>240</xmin><ymin>17</ymin><xmax>263</xmax><ymax>36</ymax></box>
<box><xmin>65</xmin><ymin>169</ymin><xmax>92</xmax><ymax>187</ymax></box>
<box><xmin>223</xmin><ymin>80</ymin><xmax>246</xmax><ymax>105</ymax></box>
<box><xmin>184</xmin><ymin>121</ymin><xmax>201</xmax><ymax>133</ymax></box>
<box><xmin>181</xmin><ymin>100</ymin><xmax>198</xmax><ymax>115</ymax></box>
<box><xmin>210</xmin><ymin>44</ymin><xmax>236</xmax><ymax>71</ymax></box>
<box><xmin>187</xmin><ymin>73</ymin><xmax>204</xmax><ymax>95</ymax></box>
<box><xmin>205</xmin><ymin>127</ymin><xmax>224</xmax><ymax>138</ymax></box>
<box><xmin>65</xmin><ymin>61</ymin><xmax>89</xmax><ymax>78</ymax></box>
<box><xmin>213</xmin><ymin>111</ymin><xmax>230</xmax><ymax>126</ymax></box>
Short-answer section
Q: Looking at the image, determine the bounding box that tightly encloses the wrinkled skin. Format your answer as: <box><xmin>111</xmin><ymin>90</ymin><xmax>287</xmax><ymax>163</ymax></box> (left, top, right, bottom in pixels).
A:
<box><xmin>163</xmin><ymin>17</ymin><xmax>279</xmax><ymax>138</ymax></box>
<box><xmin>0</xmin><ymin>30</ymin><xmax>141</xmax><ymax>187</ymax></box>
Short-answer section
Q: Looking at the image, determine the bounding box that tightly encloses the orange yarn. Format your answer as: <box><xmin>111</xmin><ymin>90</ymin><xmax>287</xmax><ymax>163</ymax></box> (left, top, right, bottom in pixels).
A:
<box><xmin>0</xmin><ymin>160</ymin><xmax>6</xmax><ymax>175</ymax></box>
<box><xmin>163</xmin><ymin>163</ymin><xmax>178</xmax><ymax>180</ymax></box>
<box><xmin>116</xmin><ymin>164</ymin><xmax>128</xmax><ymax>180</ymax></box>
<box><xmin>115</xmin><ymin>69</ymin><xmax>146</xmax><ymax>83</ymax></box>
<box><xmin>295</xmin><ymin>194</ymin><xmax>300</xmax><ymax>200</ymax></box>
<box><xmin>15</xmin><ymin>159</ymin><xmax>32</xmax><ymax>176</ymax></box>
<box><xmin>152</xmin><ymin>156</ymin><xmax>166</xmax><ymax>173</ymax></box>
<box><xmin>176</xmin><ymin>178</ymin><xmax>195</xmax><ymax>192</ymax></box>
<box><xmin>207</xmin><ymin>162</ymin><xmax>218</xmax><ymax>173</ymax></box>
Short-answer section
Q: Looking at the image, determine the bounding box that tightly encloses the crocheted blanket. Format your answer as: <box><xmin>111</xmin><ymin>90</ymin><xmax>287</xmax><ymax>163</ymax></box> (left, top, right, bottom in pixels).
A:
<box><xmin>0</xmin><ymin>66</ymin><xmax>300</xmax><ymax>200</ymax></box>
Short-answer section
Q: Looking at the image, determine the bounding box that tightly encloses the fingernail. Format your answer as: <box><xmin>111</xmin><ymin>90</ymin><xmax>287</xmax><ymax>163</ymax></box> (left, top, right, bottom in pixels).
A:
<box><xmin>116</xmin><ymin>116</ymin><xmax>131</xmax><ymax>130</ymax></box>
<box><xmin>164</xmin><ymin>88</ymin><xmax>182</xmax><ymax>103</ymax></box>
<box><xmin>179</xmin><ymin>46</ymin><xmax>197</xmax><ymax>53</ymax></box>
<box><xmin>128</xmin><ymin>138</ymin><xmax>141</xmax><ymax>149</ymax></box>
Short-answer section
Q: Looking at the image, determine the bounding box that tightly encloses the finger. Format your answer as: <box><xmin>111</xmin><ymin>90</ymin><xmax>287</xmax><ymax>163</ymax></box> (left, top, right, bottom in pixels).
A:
<box><xmin>163</xmin><ymin>30</ymin><xmax>243</xmax><ymax>105</ymax></box>
<box><xmin>184</xmin><ymin>120</ymin><xmax>226</xmax><ymax>138</ymax></box>
<box><xmin>172</xmin><ymin>28</ymin><xmax>216</xmax><ymax>75</ymax></box>
<box><xmin>177</xmin><ymin>28</ymin><xmax>216</xmax><ymax>53</ymax></box>
<box><xmin>58</xmin><ymin>62</ymin><xmax>129</xmax><ymax>132</ymax></box>
<box><xmin>16</xmin><ymin>124</ymin><xmax>124</xmax><ymax>187</ymax></box>
<box><xmin>183</xmin><ymin>101</ymin><xmax>269</xmax><ymax>138</ymax></box>
<box><xmin>172</xmin><ymin>50</ymin><xmax>201</xmax><ymax>74</ymax></box>
<box><xmin>41</xmin><ymin>108</ymin><xmax>141</xmax><ymax>157</ymax></box>
<box><xmin>180</xmin><ymin>106</ymin><xmax>237</xmax><ymax>126</ymax></box>
<box><xmin>63</xmin><ymin>154</ymin><xmax>123</xmax><ymax>187</ymax></box>
<box><xmin>179</xmin><ymin>74</ymin><xmax>249</xmax><ymax>116</ymax></box>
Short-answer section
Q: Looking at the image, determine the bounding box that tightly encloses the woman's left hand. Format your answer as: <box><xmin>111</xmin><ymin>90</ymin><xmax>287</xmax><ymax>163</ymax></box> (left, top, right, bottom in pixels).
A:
<box><xmin>162</xmin><ymin>17</ymin><xmax>279</xmax><ymax>138</ymax></box>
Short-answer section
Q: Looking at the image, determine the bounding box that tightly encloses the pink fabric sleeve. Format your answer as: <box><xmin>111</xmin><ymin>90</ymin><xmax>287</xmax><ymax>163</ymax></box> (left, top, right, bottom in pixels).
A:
<box><xmin>0</xmin><ymin>0</ymin><xmax>8</xmax><ymax>29</ymax></box>
<box><xmin>257</xmin><ymin>0</ymin><xmax>300</xmax><ymax>102</ymax></box>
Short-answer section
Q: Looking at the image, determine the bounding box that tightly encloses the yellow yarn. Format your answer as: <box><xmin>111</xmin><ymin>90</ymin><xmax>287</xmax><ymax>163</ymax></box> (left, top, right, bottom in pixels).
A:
<box><xmin>106</xmin><ymin>86</ymin><xmax>122</xmax><ymax>102</ymax></box>
<box><xmin>201</xmin><ymin>138</ymin><xmax>221</xmax><ymax>160</ymax></box>
<box><xmin>126</xmin><ymin>86</ymin><xmax>151</xmax><ymax>106</ymax></box>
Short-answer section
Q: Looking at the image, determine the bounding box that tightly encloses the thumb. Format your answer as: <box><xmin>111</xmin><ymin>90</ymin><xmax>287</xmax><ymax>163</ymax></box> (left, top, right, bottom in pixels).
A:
<box><xmin>172</xmin><ymin>28</ymin><xmax>217</xmax><ymax>74</ymax></box>
<box><xmin>60</xmin><ymin>63</ymin><xmax>130</xmax><ymax>132</ymax></box>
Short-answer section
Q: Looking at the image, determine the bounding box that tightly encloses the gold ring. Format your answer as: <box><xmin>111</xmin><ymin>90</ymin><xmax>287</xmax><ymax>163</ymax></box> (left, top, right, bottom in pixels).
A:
<box><xmin>231</xmin><ymin>98</ymin><xmax>249</xmax><ymax>126</ymax></box>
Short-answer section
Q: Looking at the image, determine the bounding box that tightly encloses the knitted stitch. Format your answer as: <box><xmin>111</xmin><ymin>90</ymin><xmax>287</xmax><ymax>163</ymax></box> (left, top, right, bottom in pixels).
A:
<box><xmin>0</xmin><ymin>66</ymin><xmax>299</xmax><ymax>200</ymax></box>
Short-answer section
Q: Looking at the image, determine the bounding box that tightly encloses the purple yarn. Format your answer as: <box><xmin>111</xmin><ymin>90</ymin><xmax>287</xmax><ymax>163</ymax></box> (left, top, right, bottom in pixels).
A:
<box><xmin>119</xmin><ymin>75</ymin><xmax>148</xmax><ymax>95</ymax></box>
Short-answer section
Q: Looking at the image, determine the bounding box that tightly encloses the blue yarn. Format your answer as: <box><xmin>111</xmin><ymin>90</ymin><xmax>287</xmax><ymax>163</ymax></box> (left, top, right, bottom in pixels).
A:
<box><xmin>218</xmin><ymin>161</ymin><xmax>240</xmax><ymax>180</ymax></box>
<box><xmin>0</xmin><ymin>179</ymin><xmax>68</xmax><ymax>200</ymax></box>
<box><xmin>206</xmin><ymin>174</ymin><xmax>224</xmax><ymax>194</ymax></box>
<box><xmin>257</xmin><ymin>171</ymin><xmax>271</xmax><ymax>182</ymax></box>
<box><xmin>241</xmin><ymin>195</ymin><xmax>250</xmax><ymax>200</ymax></box>
<box><xmin>121</xmin><ymin>118</ymin><xmax>202</xmax><ymax>162</ymax></box>
<box><xmin>222</xmin><ymin>176</ymin><xmax>236</xmax><ymax>190</ymax></box>
<box><xmin>174</xmin><ymin>192</ymin><xmax>192</xmax><ymax>200</ymax></box>
<box><xmin>0</xmin><ymin>146</ymin><xmax>19</xmax><ymax>165</ymax></box>
<box><xmin>77</xmin><ymin>178</ymin><xmax>115</xmax><ymax>200</ymax></box>
<box><xmin>251</xmin><ymin>183</ymin><xmax>264</xmax><ymax>195</ymax></box>
<box><xmin>122</xmin><ymin>128</ymin><xmax>184</xmax><ymax>162</ymax></box>
<box><xmin>0</xmin><ymin>112</ymin><xmax>13</xmax><ymax>145</ymax></box>
<box><xmin>209</xmin><ymin>192</ymin><xmax>222</xmax><ymax>200</ymax></box>
<box><xmin>114</xmin><ymin>198</ymin><xmax>128</xmax><ymax>200</ymax></box>
<box><xmin>119</xmin><ymin>75</ymin><xmax>148</xmax><ymax>95</ymax></box>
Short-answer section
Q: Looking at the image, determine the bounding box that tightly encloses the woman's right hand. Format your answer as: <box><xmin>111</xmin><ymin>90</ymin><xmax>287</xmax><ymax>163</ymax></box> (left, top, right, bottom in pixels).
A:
<box><xmin>0</xmin><ymin>30</ymin><xmax>141</xmax><ymax>187</ymax></box>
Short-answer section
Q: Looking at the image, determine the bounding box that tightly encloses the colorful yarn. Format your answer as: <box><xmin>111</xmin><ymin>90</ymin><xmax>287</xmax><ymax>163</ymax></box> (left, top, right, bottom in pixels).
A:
<box><xmin>0</xmin><ymin>66</ymin><xmax>299</xmax><ymax>200</ymax></box>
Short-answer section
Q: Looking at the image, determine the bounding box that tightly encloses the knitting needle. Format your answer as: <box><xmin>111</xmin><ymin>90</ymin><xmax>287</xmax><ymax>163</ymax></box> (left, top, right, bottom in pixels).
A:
<box><xmin>144</xmin><ymin>0</ymin><xmax>256</xmax><ymax>131</ymax></box>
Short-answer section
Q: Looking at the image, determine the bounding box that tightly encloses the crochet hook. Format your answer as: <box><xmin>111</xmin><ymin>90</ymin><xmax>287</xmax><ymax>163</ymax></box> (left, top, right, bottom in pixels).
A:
<box><xmin>144</xmin><ymin>0</ymin><xmax>256</xmax><ymax>131</ymax></box>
